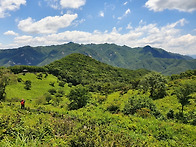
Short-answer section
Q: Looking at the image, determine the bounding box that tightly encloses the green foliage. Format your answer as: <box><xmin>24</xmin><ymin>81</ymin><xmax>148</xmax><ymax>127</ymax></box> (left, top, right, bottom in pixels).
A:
<box><xmin>48</xmin><ymin>88</ymin><xmax>56</xmax><ymax>95</ymax></box>
<box><xmin>1</xmin><ymin>55</ymin><xmax>196</xmax><ymax>146</ymax></box>
<box><xmin>24</xmin><ymin>80</ymin><xmax>31</xmax><ymax>90</ymax></box>
<box><xmin>123</xmin><ymin>94</ymin><xmax>160</xmax><ymax>117</ymax></box>
<box><xmin>167</xmin><ymin>109</ymin><xmax>174</xmax><ymax>119</ymax></box>
<box><xmin>139</xmin><ymin>72</ymin><xmax>167</xmax><ymax>99</ymax></box>
<box><xmin>67</xmin><ymin>85</ymin><xmax>91</xmax><ymax>110</ymax></box>
<box><xmin>49</xmin><ymin>82</ymin><xmax>55</xmax><ymax>87</ymax></box>
<box><xmin>58</xmin><ymin>81</ymin><xmax>65</xmax><ymax>87</ymax></box>
<box><xmin>0</xmin><ymin>68</ymin><xmax>16</xmax><ymax>101</ymax></box>
<box><xmin>175</xmin><ymin>80</ymin><xmax>196</xmax><ymax>114</ymax></box>
<box><xmin>45</xmin><ymin>93</ymin><xmax>52</xmax><ymax>104</ymax></box>
<box><xmin>1</xmin><ymin>43</ymin><xmax>196</xmax><ymax>75</ymax></box>
<box><xmin>45</xmin><ymin>53</ymin><xmax>150</xmax><ymax>93</ymax></box>
<box><xmin>35</xmin><ymin>95</ymin><xmax>46</xmax><ymax>105</ymax></box>
<box><xmin>36</xmin><ymin>73</ymin><xmax>43</xmax><ymax>80</ymax></box>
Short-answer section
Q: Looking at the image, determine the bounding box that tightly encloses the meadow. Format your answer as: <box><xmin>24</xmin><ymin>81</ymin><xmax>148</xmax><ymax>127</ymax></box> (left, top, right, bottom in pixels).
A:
<box><xmin>0</xmin><ymin>70</ymin><xmax>196</xmax><ymax>146</ymax></box>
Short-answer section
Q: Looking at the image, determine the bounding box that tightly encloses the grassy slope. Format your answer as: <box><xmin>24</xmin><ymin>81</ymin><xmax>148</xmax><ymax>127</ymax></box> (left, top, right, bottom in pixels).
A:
<box><xmin>6</xmin><ymin>73</ymin><xmax>71</xmax><ymax>106</ymax></box>
<box><xmin>2</xmin><ymin>72</ymin><xmax>196</xmax><ymax>146</ymax></box>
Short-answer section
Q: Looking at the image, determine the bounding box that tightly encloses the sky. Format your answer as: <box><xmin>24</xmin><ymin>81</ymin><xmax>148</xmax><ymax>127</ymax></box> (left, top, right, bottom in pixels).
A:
<box><xmin>0</xmin><ymin>0</ymin><xmax>196</xmax><ymax>55</ymax></box>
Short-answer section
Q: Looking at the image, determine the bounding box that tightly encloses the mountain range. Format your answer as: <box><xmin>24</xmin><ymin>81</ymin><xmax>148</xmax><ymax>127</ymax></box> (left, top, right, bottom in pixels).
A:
<box><xmin>0</xmin><ymin>42</ymin><xmax>195</xmax><ymax>75</ymax></box>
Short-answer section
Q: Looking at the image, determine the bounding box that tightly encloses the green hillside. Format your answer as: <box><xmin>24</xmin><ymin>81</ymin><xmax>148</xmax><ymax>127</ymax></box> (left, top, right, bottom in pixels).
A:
<box><xmin>44</xmin><ymin>53</ymin><xmax>150</xmax><ymax>92</ymax></box>
<box><xmin>0</xmin><ymin>64</ymin><xmax>196</xmax><ymax>146</ymax></box>
<box><xmin>0</xmin><ymin>43</ymin><xmax>195</xmax><ymax>75</ymax></box>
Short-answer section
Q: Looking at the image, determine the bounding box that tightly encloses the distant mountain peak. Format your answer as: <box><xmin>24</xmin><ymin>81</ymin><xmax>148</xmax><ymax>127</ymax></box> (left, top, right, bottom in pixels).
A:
<box><xmin>0</xmin><ymin>43</ymin><xmax>195</xmax><ymax>75</ymax></box>
<box><xmin>142</xmin><ymin>45</ymin><xmax>192</xmax><ymax>60</ymax></box>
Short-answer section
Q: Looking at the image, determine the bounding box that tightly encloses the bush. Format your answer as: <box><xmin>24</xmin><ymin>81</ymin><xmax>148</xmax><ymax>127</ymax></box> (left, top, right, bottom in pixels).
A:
<box><xmin>49</xmin><ymin>82</ymin><xmax>55</xmax><ymax>87</ymax></box>
<box><xmin>45</xmin><ymin>94</ymin><xmax>53</xmax><ymax>104</ymax></box>
<box><xmin>123</xmin><ymin>94</ymin><xmax>160</xmax><ymax>117</ymax></box>
<box><xmin>58</xmin><ymin>81</ymin><xmax>65</xmax><ymax>87</ymax></box>
<box><xmin>167</xmin><ymin>109</ymin><xmax>174</xmax><ymax>119</ymax></box>
<box><xmin>36</xmin><ymin>73</ymin><xmax>43</xmax><ymax>80</ymax></box>
<box><xmin>24</xmin><ymin>80</ymin><xmax>31</xmax><ymax>90</ymax></box>
<box><xmin>136</xmin><ymin>108</ymin><xmax>152</xmax><ymax>118</ymax></box>
<box><xmin>17</xmin><ymin>78</ymin><xmax>22</xmax><ymax>82</ymax></box>
<box><xmin>138</xmin><ymin>73</ymin><xmax>167</xmax><ymax>99</ymax></box>
<box><xmin>191</xmin><ymin>119</ymin><xmax>196</xmax><ymax>126</ymax></box>
<box><xmin>48</xmin><ymin>88</ymin><xmax>56</xmax><ymax>95</ymax></box>
<box><xmin>107</xmin><ymin>103</ymin><xmax>120</xmax><ymax>114</ymax></box>
<box><xmin>67</xmin><ymin>85</ymin><xmax>91</xmax><ymax>110</ymax></box>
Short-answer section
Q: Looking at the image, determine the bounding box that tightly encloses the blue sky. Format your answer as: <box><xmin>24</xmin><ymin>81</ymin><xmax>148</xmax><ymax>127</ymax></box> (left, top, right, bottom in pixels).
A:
<box><xmin>0</xmin><ymin>0</ymin><xmax>196</xmax><ymax>55</ymax></box>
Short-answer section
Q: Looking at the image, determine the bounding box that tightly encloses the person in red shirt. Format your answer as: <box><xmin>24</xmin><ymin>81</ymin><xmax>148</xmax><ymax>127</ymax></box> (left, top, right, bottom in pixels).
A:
<box><xmin>20</xmin><ymin>99</ymin><xmax>25</xmax><ymax>109</ymax></box>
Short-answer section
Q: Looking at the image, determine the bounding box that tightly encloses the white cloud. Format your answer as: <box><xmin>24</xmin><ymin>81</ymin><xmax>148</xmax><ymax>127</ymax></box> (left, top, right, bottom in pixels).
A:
<box><xmin>18</xmin><ymin>14</ymin><xmax>78</xmax><ymax>34</ymax></box>
<box><xmin>118</xmin><ymin>8</ymin><xmax>131</xmax><ymax>20</ymax></box>
<box><xmin>6</xmin><ymin>18</ymin><xmax>196</xmax><ymax>55</ymax></box>
<box><xmin>123</xmin><ymin>2</ymin><xmax>128</xmax><ymax>6</ymax></box>
<box><xmin>72</xmin><ymin>18</ymin><xmax>85</xmax><ymax>27</ymax></box>
<box><xmin>0</xmin><ymin>0</ymin><xmax>26</xmax><ymax>18</ymax></box>
<box><xmin>44</xmin><ymin>0</ymin><xmax>59</xmax><ymax>9</ymax></box>
<box><xmin>4</xmin><ymin>30</ymin><xmax>18</xmax><ymax>36</ymax></box>
<box><xmin>126</xmin><ymin>23</ymin><xmax>132</xmax><ymax>30</ymax></box>
<box><xmin>145</xmin><ymin>0</ymin><xmax>196</xmax><ymax>12</ymax></box>
<box><xmin>125</xmin><ymin>9</ymin><xmax>131</xmax><ymax>15</ymax></box>
<box><xmin>60</xmin><ymin>0</ymin><xmax>86</xmax><ymax>9</ymax></box>
<box><xmin>99</xmin><ymin>11</ymin><xmax>104</xmax><ymax>17</ymax></box>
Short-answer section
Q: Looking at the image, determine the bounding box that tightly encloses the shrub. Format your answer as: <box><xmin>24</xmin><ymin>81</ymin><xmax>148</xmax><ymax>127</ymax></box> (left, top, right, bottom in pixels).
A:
<box><xmin>58</xmin><ymin>81</ymin><xmax>65</xmax><ymax>87</ymax></box>
<box><xmin>17</xmin><ymin>78</ymin><xmax>22</xmax><ymax>82</ymax></box>
<box><xmin>167</xmin><ymin>109</ymin><xmax>174</xmax><ymax>119</ymax></box>
<box><xmin>48</xmin><ymin>88</ymin><xmax>56</xmax><ymax>95</ymax></box>
<box><xmin>49</xmin><ymin>82</ymin><xmax>55</xmax><ymax>87</ymax></box>
<box><xmin>123</xmin><ymin>94</ymin><xmax>160</xmax><ymax>117</ymax></box>
<box><xmin>107</xmin><ymin>103</ymin><xmax>120</xmax><ymax>114</ymax></box>
<box><xmin>136</xmin><ymin>108</ymin><xmax>152</xmax><ymax>118</ymax></box>
<box><xmin>138</xmin><ymin>73</ymin><xmax>167</xmax><ymax>99</ymax></box>
<box><xmin>191</xmin><ymin>119</ymin><xmax>196</xmax><ymax>126</ymax></box>
<box><xmin>67</xmin><ymin>85</ymin><xmax>91</xmax><ymax>110</ymax></box>
<box><xmin>24</xmin><ymin>80</ymin><xmax>31</xmax><ymax>90</ymax></box>
<box><xmin>36</xmin><ymin>73</ymin><xmax>43</xmax><ymax>80</ymax></box>
<box><xmin>45</xmin><ymin>94</ymin><xmax>53</xmax><ymax>104</ymax></box>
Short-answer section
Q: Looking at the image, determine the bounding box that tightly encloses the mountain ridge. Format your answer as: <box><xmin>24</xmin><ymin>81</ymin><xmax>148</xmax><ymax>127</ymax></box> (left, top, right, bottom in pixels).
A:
<box><xmin>0</xmin><ymin>42</ymin><xmax>195</xmax><ymax>75</ymax></box>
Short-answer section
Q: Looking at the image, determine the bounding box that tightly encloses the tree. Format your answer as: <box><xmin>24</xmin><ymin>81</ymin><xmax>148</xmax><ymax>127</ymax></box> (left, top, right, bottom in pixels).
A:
<box><xmin>139</xmin><ymin>73</ymin><xmax>167</xmax><ymax>99</ymax></box>
<box><xmin>24</xmin><ymin>80</ymin><xmax>32</xmax><ymax>90</ymax></box>
<box><xmin>67</xmin><ymin>85</ymin><xmax>91</xmax><ymax>110</ymax></box>
<box><xmin>175</xmin><ymin>81</ymin><xmax>196</xmax><ymax>115</ymax></box>
<box><xmin>123</xmin><ymin>94</ymin><xmax>160</xmax><ymax>117</ymax></box>
<box><xmin>0</xmin><ymin>79</ymin><xmax>7</xmax><ymax>101</ymax></box>
<box><xmin>0</xmin><ymin>68</ymin><xmax>14</xmax><ymax>101</ymax></box>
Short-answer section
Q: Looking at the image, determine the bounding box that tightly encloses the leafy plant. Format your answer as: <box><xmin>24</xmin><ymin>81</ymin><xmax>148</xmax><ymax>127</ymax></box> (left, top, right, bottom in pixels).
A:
<box><xmin>175</xmin><ymin>81</ymin><xmax>196</xmax><ymax>115</ymax></box>
<box><xmin>48</xmin><ymin>88</ymin><xmax>56</xmax><ymax>95</ymax></box>
<box><xmin>139</xmin><ymin>73</ymin><xmax>167</xmax><ymax>99</ymax></box>
<box><xmin>123</xmin><ymin>94</ymin><xmax>160</xmax><ymax>117</ymax></box>
<box><xmin>24</xmin><ymin>80</ymin><xmax>32</xmax><ymax>90</ymax></box>
<box><xmin>67</xmin><ymin>85</ymin><xmax>91</xmax><ymax>110</ymax></box>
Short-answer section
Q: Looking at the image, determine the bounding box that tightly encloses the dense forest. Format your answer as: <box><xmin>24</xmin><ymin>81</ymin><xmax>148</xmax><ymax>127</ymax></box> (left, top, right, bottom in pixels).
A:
<box><xmin>0</xmin><ymin>53</ymin><xmax>196</xmax><ymax>146</ymax></box>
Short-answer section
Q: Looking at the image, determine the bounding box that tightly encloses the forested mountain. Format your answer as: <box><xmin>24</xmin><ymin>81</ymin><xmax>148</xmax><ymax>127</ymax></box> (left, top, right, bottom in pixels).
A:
<box><xmin>45</xmin><ymin>53</ymin><xmax>150</xmax><ymax>92</ymax></box>
<box><xmin>0</xmin><ymin>42</ymin><xmax>195</xmax><ymax>75</ymax></box>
